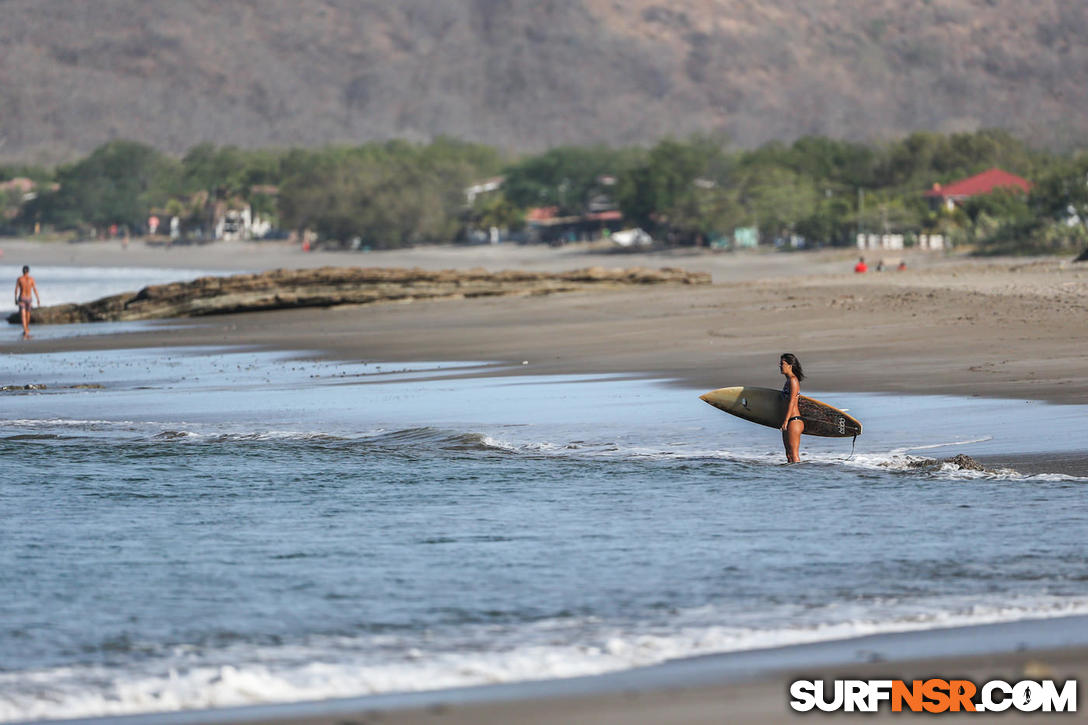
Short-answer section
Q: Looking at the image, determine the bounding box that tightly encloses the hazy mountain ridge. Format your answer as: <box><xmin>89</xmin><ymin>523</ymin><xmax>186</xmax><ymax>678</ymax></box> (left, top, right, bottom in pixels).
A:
<box><xmin>1</xmin><ymin>0</ymin><xmax>1086</xmax><ymax>162</ymax></box>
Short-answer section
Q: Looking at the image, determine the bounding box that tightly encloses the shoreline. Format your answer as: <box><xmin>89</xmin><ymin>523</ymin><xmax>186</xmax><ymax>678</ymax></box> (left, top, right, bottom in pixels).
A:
<box><xmin>3</xmin><ymin>255</ymin><xmax>1088</xmax><ymax>477</ymax></box>
<box><xmin>3</xmin><ymin>243</ymin><xmax>1086</xmax><ymax>409</ymax></box>
<box><xmin>2</xmin><ymin>339</ymin><xmax>1084</xmax><ymax>478</ymax></box>
<box><xmin>3</xmin><ymin>258</ymin><xmax>1087</xmax><ymax>405</ymax></box>
<box><xmin>32</xmin><ymin>615</ymin><xmax>1088</xmax><ymax>725</ymax></box>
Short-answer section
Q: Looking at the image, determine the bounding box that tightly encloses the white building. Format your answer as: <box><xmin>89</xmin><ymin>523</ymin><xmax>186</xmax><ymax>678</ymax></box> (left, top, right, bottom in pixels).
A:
<box><xmin>856</xmin><ymin>233</ymin><xmax>943</xmax><ymax>251</ymax></box>
<box><xmin>215</xmin><ymin>205</ymin><xmax>273</xmax><ymax>241</ymax></box>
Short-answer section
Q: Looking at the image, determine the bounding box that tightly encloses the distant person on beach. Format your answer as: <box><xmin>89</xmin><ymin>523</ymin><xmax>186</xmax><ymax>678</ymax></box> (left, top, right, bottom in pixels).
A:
<box><xmin>14</xmin><ymin>265</ymin><xmax>40</xmax><ymax>339</ymax></box>
<box><xmin>876</xmin><ymin>259</ymin><xmax>885</xmax><ymax>272</ymax></box>
<box><xmin>897</xmin><ymin>260</ymin><xmax>907</xmax><ymax>271</ymax></box>
<box><xmin>854</xmin><ymin>257</ymin><xmax>868</xmax><ymax>273</ymax></box>
<box><xmin>779</xmin><ymin>353</ymin><xmax>805</xmax><ymax>463</ymax></box>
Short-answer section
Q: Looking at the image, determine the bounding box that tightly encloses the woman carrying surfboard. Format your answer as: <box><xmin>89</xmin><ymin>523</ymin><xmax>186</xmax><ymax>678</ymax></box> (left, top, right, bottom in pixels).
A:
<box><xmin>779</xmin><ymin>353</ymin><xmax>805</xmax><ymax>463</ymax></box>
<box><xmin>698</xmin><ymin>364</ymin><xmax>860</xmax><ymax>449</ymax></box>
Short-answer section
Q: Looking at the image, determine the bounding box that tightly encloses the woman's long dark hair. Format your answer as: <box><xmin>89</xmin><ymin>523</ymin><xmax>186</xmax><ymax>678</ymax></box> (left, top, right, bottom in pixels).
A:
<box><xmin>780</xmin><ymin>353</ymin><xmax>805</xmax><ymax>382</ymax></box>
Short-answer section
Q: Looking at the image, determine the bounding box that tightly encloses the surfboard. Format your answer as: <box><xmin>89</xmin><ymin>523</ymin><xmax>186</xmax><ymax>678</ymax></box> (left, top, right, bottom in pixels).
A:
<box><xmin>699</xmin><ymin>386</ymin><xmax>862</xmax><ymax>438</ymax></box>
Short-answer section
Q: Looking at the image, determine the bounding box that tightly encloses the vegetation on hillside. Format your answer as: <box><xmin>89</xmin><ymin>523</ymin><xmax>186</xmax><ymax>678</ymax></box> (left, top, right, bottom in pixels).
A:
<box><xmin>5</xmin><ymin>129</ymin><xmax>1088</xmax><ymax>255</ymax></box>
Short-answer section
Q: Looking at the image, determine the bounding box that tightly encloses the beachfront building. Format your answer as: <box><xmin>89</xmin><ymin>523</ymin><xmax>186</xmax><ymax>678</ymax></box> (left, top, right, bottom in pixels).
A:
<box><xmin>153</xmin><ymin>194</ymin><xmax>274</xmax><ymax>243</ymax></box>
<box><xmin>856</xmin><ymin>233</ymin><xmax>944</xmax><ymax>251</ymax></box>
<box><xmin>857</xmin><ymin>233</ymin><xmax>904</xmax><ymax>251</ymax></box>
<box><xmin>0</xmin><ymin>177</ymin><xmax>57</xmax><ymax>223</ymax></box>
<box><xmin>924</xmin><ymin>168</ymin><xmax>1032</xmax><ymax>211</ymax></box>
<box><xmin>0</xmin><ymin>177</ymin><xmax>39</xmax><ymax>203</ymax></box>
<box><xmin>733</xmin><ymin>226</ymin><xmax>759</xmax><ymax>249</ymax></box>
<box><xmin>214</xmin><ymin>204</ymin><xmax>272</xmax><ymax>241</ymax></box>
<box><xmin>465</xmin><ymin>176</ymin><xmax>505</xmax><ymax>205</ymax></box>
<box><xmin>525</xmin><ymin>206</ymin><xmax>625</xmax><ymax>245</ymax></box>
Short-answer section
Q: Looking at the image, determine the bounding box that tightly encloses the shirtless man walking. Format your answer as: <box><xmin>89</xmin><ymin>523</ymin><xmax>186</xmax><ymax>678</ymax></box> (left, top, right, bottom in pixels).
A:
<box><xmin>15</xmin><ymin>266</ymin><xmax>40</xmax><ymax>339</ymax></box>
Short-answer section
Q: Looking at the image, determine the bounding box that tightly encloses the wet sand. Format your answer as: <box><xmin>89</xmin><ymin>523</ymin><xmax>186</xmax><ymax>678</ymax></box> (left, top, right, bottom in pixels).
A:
<box><xmin>199</xmin><ymin>645</ymin><xmax>1086</xmax><ymax>724</ymax></box>
<box><xmin>978</xmin><ymin>452</ymin><xmax>1088</xmax><ymax>478</ymax></box>
<box><xmin>4</xmin><ymin>244</ymin><xmax>1087</xmax><ymax>407</ymax></box>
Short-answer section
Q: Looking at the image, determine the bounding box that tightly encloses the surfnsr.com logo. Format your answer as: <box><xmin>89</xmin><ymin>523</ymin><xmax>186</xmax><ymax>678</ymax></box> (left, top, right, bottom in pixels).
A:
<box><xmin>790</xmin><ymin>679</ymin><xmax>1078</xmax><ymax>713</ymax></box>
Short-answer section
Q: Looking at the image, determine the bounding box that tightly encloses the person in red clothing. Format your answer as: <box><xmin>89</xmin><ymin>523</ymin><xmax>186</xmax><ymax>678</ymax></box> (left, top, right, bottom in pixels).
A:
<box><xmin>854</xmin><ymin>257</ymin><xmax>868</xmax><ymax>273</ymax></box>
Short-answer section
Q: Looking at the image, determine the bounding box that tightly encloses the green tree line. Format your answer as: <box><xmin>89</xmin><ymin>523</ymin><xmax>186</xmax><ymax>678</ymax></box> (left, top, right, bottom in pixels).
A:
<box><xmin>6</xmin><ymin>129</ymin><xmax>1088</xmax><ymax>254</ymax></box>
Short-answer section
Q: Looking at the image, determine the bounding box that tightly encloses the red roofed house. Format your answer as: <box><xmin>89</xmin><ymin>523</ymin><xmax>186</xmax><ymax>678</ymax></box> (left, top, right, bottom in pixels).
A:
<box><xmin>925</xmin><ymin>168</ymin><xmax>1032</xmax><ymax>211</ymax></box>
<box><xmin>525</xmin><ymin>206</ymin><xmax>625</xmax><ymax>245</ymax></box>
<box><xmin>525</xmin><ymin>206</ymin><xmax>560</xmax><ymax>223</ymax></box>
<box><xmin>0</xmin><ymin>177</ymin><xmax>49</xmax><ymax>220</ymax></box>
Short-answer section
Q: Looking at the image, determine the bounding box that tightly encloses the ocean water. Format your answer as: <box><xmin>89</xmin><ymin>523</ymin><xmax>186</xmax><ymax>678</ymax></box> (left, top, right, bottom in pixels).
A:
<box><xmin>1</xmin><ymin>265</ymin><xmax>226</xmax><ymax>317</ymax></box>
<box><xmin>2</xmin><ymin>346</ymin><xmax>1087</xmax><ymax>721</ymax></box>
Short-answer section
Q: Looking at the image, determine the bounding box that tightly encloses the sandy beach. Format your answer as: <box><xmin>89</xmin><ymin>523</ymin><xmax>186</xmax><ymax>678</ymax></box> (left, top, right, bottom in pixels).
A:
<box><xmin>3</xmin><ymin>238</ymin><xmax>1087</xmax><ymax>724</ymax></box>
<box><xmin>4</xmin><ymin>238</ymin><xmax>1087</xmax><ymax>408</ymax></box>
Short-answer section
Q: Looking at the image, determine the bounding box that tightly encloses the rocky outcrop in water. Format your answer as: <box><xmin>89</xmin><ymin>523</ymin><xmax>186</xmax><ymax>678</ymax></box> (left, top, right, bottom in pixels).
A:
<box><xmin>906</xmin><ymin>454</ymin><xmax>994</xmax><ymax>473</ymax></box>
<box><xmin>8</xmin><ymin>266</ymin><xmax>710</xmax><ymax>325</ymax></box>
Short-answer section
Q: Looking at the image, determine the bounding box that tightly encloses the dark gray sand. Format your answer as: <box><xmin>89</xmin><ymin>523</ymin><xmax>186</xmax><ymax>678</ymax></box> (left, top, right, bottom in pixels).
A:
<box><xmin>978</xmin><ymin>452</ymin><xmax>1088</xmax><ymax>478</ymax></box>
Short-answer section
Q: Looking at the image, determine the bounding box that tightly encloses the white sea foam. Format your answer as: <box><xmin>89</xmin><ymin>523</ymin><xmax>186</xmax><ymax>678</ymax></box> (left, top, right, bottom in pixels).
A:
<box><xmin>4</xmin><ymin>596</ymin><xmax>1088</xmax><ymax>722</ymax></box>
<box><xmin>6</xmin><ymin>418</ymin><xmax>147</xmax><ymax>428</ymax></box>
<box><xmin>898</xmin><ymin>437</ymin><xmax>995</xmax><ymax>451</ymax></box>
<box><xmin>3</xmin><ymin>408</ymin><xmax>1081</xmax><ymax>483</ymax></box>
<box><xmin>476</xmin><ymin>435</ymin><xmax>519</xmax><ymax>452</ymax></box>
<box><xmin>468</xmin><ymin>432</ymin><xmax>1087</xmax><ymax>482</ymax></box>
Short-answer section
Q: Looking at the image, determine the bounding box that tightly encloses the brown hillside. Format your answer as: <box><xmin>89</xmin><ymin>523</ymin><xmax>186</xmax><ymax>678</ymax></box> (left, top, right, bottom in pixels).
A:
<box><xmin>1</xmin><ymin>0</ymin><xmax>1085</xmax><ymax>162</ymax></box>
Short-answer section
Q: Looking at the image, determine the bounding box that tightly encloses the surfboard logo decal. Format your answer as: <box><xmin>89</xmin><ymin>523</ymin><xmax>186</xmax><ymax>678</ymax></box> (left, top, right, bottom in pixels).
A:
<box><xmin>838</xmin><ymin>417</ymin><xmax>846</xmax><ymax>435</ymax></box>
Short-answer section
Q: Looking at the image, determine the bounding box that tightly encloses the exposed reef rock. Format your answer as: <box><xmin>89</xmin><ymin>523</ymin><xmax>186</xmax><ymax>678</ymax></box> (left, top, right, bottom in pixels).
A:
<box><xmin>8</xmin><ymin>266</ymin><xmax>710</xmax><ymax>325</ymax></box>
<box><xmin>0</xmin><ymin>383</ymin><xmax>103</xmax><ymax>393</ymax></box>
<box><xmin>906</xmin><ymin>454</ymin><xmax>994</xmax><ymax>473</ymax></box>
